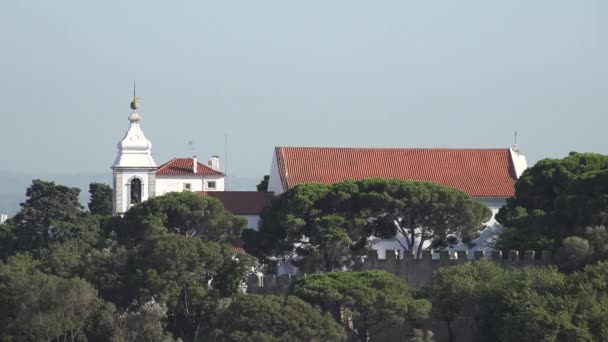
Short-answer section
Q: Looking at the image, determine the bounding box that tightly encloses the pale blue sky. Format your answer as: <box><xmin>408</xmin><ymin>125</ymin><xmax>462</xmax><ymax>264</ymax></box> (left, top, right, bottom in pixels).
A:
<box><xmin>0</xmin><ymin>1</ymin><xmax>606</xmax><ymax>179</ymax></box>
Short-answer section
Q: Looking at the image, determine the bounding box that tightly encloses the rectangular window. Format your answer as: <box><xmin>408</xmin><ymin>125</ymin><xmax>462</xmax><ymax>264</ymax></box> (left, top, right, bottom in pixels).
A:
<box><xmin>207</xmin><ymin>181</ymin><xmax>216</xmax><ymax>189</ymax></box>
<box><xmin>184</xmin><ymin>183</ymin><xmax>192</xmax><ymax>192</ymax></box>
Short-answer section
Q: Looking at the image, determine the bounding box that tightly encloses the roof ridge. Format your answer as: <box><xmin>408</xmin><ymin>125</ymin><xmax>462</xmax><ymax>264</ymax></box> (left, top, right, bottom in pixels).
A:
<box><xmin>156</xmin><ymin>157</ymin><xmax>224</xmax><ymax>176</ymax></box>
<box><xmin>275</xmin><ymin>146</ymin><xmax>511</xmax><ymax>151</ymax></box>
<box><xmin>156</xmin><ymin>158</ymin><xmax>178</xmax><ymax>171</ymax></box>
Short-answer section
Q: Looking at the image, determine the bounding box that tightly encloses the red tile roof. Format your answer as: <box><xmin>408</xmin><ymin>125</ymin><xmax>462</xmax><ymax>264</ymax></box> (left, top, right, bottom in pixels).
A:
<box><xmin>275</xmin><ymin>147</ymin><xmax>517</xmax><ymax>198</ymax></box>
<box><xmin>196</xmin><ymin>191</ymin><xmax>274</xmax><ymax>215</ymax></box>
<box><xmin>156</xmin><ymin>158</ymin><xmax>223</xmax><ymax>176</ymax></box>
<box><xmin>231</xmin><ymin>246</ymin><xmax>246</xmax><ymax>254</ymax></box>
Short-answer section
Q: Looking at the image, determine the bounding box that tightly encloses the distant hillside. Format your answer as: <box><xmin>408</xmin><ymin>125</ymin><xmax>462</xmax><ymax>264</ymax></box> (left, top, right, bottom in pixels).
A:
<box><xmin>0</xmin><ymin>171</ymin><xmax>259</xmax><ymax>217</ymax></box>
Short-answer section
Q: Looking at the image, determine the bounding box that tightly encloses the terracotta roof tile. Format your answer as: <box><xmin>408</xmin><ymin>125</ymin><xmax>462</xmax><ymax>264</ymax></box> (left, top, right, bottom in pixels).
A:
<box><xmin>157</xmin><ymin>158</ymin><xmax>223</xmax><ymax>176</ymax></box>
<box><xmin>231</xmin><ymin>246</ymin><xmax>246</xmax><ymax>254</ymax></box>
<box><xmin>275</xmin><ymin>147</ymin><xmax>517</xmax><ymax>198</ymax></box>
<box><xmin>196</xmin><ymin>191</ymin><xmax>274</xmax><ymax>215</ymax></box>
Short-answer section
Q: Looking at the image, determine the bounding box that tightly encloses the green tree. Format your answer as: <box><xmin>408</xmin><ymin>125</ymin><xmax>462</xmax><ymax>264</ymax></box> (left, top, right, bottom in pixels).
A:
<box><xmin>497</xmin><ymin>152</ymin><xmax>608</xmax><ymax>250</ymax></box>
<box><xmin>556</xmin><ymin>236</ymin><xmax>591</xmax><ymax>272</ymax></box>
<box><xmin>555</xmin><ymin>225</ymin><xmax>608</xmax><ymax>272</ymax></box>
<box><xmin>89</xmin><ymin>182</ymin><xmax>113</xmax><ymax>216</ymax></box>
<box><xmin>131</xmin><ymin>235</ymin><xmax>254</xmax><ymax>341</ymax></box>
<box><xmin>290</xmin><ymin>270</ymin><xmax>430</xmax><ymax>342</ymax></box>
<box><xmin>246</xmin><ymin>179</ymin><xmax>490</xmax><ymax>271</ymax></box>
<box><xmin>244</xmin><ymin>183</ymin><xmax>346</xmax><ymax>272</ymax></box>
<box><xmin>83</xmin><ymin>241</ymin><xmax>135</xmax><ymax>306</ymax></box>
<box><xmin>423</xmin><ymin>260</ymin><xmax>505</xmax><ymax>342</ymax></box>
<box><xmin>121</xmin><ymin>191</ymin><xmax>246</xmax><ymax>243</ymax></box>
<box><xmin>256</xmin><ymin>175</ymin><xmax>269</xmax><ymax>192</ymax></box>
<box><xmin>110</xmin><ymin>302</ymin><xmax>176</xmax><ymax>342</ymax></box>
<box><xmin>10</xmin><ymin>179</ymin><xmax>101</xmax><ymax>253</ymax></box>
<box><xmin>357</xmin><ymin>179</ymin><xmax>491</xmax><ymax>257</ymax></box>
<box><xmin>209</xmin><ymin>294</ymin><xmax>346</xmax><ymax>342</ymax></box>
<box><xmin>0</xmin><ymin>254</ymin><xmax>103</xmax><ymax>341</ymax></box>
<box><xmin>566</xmin><ymin>262</ymin><xmax>608</xmax><ymax>339</ymax></box>
<box><xmin>40</xmin><ymin>239</ymin><xmax>90</xmax><ymax>278</ymax></box>
<box><xmin>0</xmin><ymin>222</ymin><xmax>17</xmax><ymax>260</ymax></box>
<box><xmin>499</xmin><ymin>267</ymin><xmax>583</xmax><ymax>341</ymax></box>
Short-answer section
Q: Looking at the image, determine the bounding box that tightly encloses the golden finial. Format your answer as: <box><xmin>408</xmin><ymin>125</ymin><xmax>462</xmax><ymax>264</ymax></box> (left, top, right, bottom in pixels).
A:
<box><xmin>130</xmin><ymin>80</ymin><xmax>139</xmax><ymax>110</ymax></box>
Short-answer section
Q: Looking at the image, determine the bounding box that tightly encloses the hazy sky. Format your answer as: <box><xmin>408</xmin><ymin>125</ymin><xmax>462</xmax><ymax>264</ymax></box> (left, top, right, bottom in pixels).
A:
<box><xmin>0</xmin><ymin>1</ymin><xmax>606</xmax><ymax>180</ymax></box>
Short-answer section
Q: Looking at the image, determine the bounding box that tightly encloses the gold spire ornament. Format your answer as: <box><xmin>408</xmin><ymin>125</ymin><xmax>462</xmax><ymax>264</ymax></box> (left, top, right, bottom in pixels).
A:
<box><xmin>130</xmin><ymin>81</ymin><xmax>139</xmax><ymax>110</ymax></box>
<box><xmin>130</xmin><ymin>96</ymin><xmax>139</xmax><ymax>110</ymax></box>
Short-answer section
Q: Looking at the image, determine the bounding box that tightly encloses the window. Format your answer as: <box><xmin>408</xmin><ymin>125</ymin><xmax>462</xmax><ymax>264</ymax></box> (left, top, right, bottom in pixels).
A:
<box><xmin>207</xmin><ymin>181</ymin><xmax>216</xmax><ymax>189</ymax></box>
<box><xmin>130</xmin><ymin>178</ymin><xmax>142</xmax><ymax>204</ymax></box>
<box><xmin>184</xmin><ymin>183</ymin><xmax>192</xmax><ymax>192</ymax></box>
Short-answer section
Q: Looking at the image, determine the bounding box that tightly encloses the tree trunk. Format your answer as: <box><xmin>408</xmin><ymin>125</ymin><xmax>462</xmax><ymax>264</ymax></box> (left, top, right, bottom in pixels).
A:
<box><xmin>357</xmin><ymin>315</ymin><xmax>370</xmax><ymax>342</ymax></box>
<box><xmin>416</xmin><ymin>239</ymin><xmax>426</xmax><ymax>259</ymax></box>
<box><xmin>409</xmin><ymin>231</ymin><xmax>416</xmax><ymax>251</ymax></box>
<box><xmin>193</xmin><ymin>323</ymin><xmax>200</xmax><ymax>342</ymax></box>
<box><xmin>357</xmin><ymin>328</ymin><xmax>370</xmax><ymax>342</ymax></box>
<box><xmin>446</xmin><ymin>319</ymin><xmax>456</xmax><ymax>342</ymax></box>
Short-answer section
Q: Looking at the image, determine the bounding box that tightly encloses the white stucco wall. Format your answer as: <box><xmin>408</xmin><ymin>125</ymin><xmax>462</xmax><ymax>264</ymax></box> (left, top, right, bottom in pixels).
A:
<box><xmin>155</xmin><ymin>175</ymin><xmax>225</xmax><ymax>195</ymax></box>
<box><xmin>267</xmin><ymin>151</ymin><xmax>284</xmax><ymax>195</ymax></box>
<box><xmin>243</xmin><ymin>215</ymin><xmax>260</xmax><ymax>230</ymax></box>
<box><xmin>510</xmin><ymin>147</ymin><xmax>528</xmax><ymax>178</ymax></box>
<box><xmin>371</xmin><ymin>197</ymin><xmax>507</xmax><ymax>259</ymax></box>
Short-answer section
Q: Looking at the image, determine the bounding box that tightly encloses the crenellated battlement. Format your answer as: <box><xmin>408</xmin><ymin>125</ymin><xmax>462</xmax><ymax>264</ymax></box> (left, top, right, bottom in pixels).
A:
<box><xmin>247</xmin><ymin>249</ymin><xmax>554</xmax><ymax>294</ymax></box>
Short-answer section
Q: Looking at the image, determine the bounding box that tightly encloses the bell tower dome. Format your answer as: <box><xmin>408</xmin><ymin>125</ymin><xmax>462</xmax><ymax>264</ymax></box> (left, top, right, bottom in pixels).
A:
<box><xmin>111</xmin><ymin>90</ymin><xmax>158</xmax><ymax>215</ymax></box>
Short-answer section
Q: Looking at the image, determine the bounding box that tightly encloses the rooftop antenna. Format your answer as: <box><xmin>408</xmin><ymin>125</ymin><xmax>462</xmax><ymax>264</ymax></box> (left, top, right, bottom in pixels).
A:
<box><xmin>224</xmin><ymin>133</ymin><xmax>228</xmax><ymax>185</ymax></box>
<box><xmin>188</xmin><ymin>140</ymin><xmax>196</xmax><ymax>157</ymax></box>
<box><xmin>512</xmin><ymin>131</ymin><xmax>520</xmax><ymax>153</ymax></box>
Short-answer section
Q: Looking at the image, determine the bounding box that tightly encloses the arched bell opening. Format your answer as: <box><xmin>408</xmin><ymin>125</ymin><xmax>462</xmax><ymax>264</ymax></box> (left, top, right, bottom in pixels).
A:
<box><xmin>130</xmin><ymin>178</ymin><xmax>142</xmax><ymax>205</ymax></box>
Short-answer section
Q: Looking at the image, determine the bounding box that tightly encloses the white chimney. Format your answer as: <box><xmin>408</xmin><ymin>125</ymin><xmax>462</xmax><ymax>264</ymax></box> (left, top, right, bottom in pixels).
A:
<box><xmin>192</xmin><ymin>156</ymin><xmax>198</xmax><ymax>174</ymax></box>
<box><xmin>0</xmin><ymin>214</ymin><xmax>7</xmax><ymax>225</ymax></box>
<box><xmin>208</xmin><ymin>155</ymin><xmax>220</xmax><ymax>171</ymax></box>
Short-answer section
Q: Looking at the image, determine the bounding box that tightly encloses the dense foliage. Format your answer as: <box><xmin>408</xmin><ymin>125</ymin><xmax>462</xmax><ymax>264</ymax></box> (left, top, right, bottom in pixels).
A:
<box><xmin>244</xmin><ymin>179</ymin><xmax>490</xmax><ymax>272</ymax></box>
<box><xmin>291</xmin><ymin>270</ymin><xmax>431</xmax><ymax>342</ymax></box>
<box><xmin>0</xmin><ymin>180</ymin><xmax>257</xmax><ymax>341</ymax></box>
<box><xmin>497</xmin><ymin>152</ymin><xmax>608</xmax><ymax>251</ymax></box>
<box><xmin>88</xmin><ymin>182</ymin><xmax>113</xmax><ymax>216</ymax></box>
<box><xmin>423</xmin><ymin>260</ymin><xmax>608</xmax><ymax>341</ymax></box>
<box><xmin>209</xmin><ymin>295</ymin><xmax>347</xmax><ymax>342</ymax></box>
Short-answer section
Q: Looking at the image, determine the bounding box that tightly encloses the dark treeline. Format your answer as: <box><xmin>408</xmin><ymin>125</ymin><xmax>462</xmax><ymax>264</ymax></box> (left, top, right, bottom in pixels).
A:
<box><xmin>0</xmin><ymin>152</ymin><xmax>607</xmax><ymax>341</ymax></box>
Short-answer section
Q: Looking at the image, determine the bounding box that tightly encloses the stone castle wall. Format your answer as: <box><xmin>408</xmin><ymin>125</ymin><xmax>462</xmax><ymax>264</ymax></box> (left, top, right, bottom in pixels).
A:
<box><xmin>247</xmin><ymin>249</ymin><xmax>553</xmax><ymax>294</ymax></box>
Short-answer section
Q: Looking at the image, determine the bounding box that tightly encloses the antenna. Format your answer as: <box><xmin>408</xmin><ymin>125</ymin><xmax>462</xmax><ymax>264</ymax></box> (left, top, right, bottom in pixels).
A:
<box><xmin>514</xmin><ymin>131</ymin><xmax>518</xmax><ymax>146</ymax></box>
<box><xmin>224</xmin><ymin>133</ymin><xmax>228</xmax><ymax>180</ymax></box>
<box><xmin>188</xmin><ymin>140</ymin><xmax>196</xmax><ymax>156</ymax></box>
<box><xmin>133</xmin><ymin>80</ymin><xmax>136</xmax><ymax>98</ymax></box>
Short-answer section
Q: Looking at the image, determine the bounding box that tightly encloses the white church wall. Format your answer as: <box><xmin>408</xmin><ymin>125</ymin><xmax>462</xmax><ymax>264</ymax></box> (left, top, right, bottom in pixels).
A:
<box><xmin>155</xmin><ymin>175</ymin><xmax>225</xmax><ymax>196</ymax></box>
<box><xmin>267</xmin><ymin>152</ymin><xmax>284</xmax><ymax>195</ymax></box>
<box><xmin>474</xmin><ymin>197</ymin><xmax>507</xmax><ymax>226</ymax></box>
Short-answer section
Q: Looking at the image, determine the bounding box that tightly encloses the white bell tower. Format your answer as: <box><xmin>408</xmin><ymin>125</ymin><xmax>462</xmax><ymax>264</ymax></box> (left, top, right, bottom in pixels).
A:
<box><xmin>111</xmin><ymin>91</ymin><xmax>157</xmax><ymax>215</ymax></box>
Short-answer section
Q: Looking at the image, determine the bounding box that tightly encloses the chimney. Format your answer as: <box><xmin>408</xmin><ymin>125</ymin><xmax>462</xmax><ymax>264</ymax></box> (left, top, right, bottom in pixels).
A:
<box><xmin>208</xmin><ymin>155</ymin><xmax>220</xmax><ymax>171</ymax></box>
<box><xmin>192</xmin><ymin>156</ymin><xmax>198</xmax><ymax>174</ymax></box>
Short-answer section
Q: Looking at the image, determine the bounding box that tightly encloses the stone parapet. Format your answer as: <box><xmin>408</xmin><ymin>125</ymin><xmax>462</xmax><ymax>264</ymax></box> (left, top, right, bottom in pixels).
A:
<box><xmin>246</xmin><ymin>249</ymin><xmax>553</xmax><ymax>294</ymax></box>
